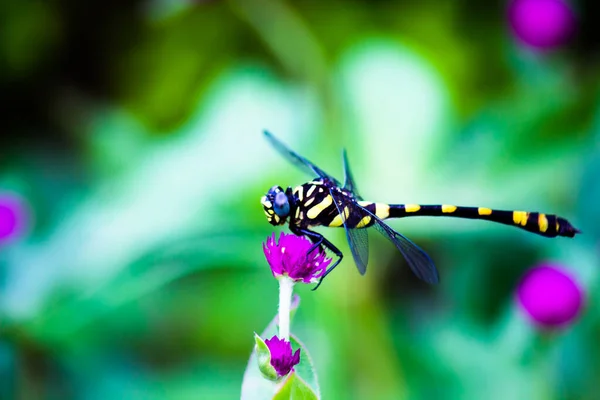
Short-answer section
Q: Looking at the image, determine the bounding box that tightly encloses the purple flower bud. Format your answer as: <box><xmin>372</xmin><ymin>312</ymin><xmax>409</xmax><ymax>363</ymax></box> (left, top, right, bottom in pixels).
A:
<box><xmin>263</xmin><ymin>233</ymin><xmax>331</xmax><ymax>283</ymax></box>
<box><xmin>0</xmin><ymin>192</ymin><xmax>28</xmax><ymax>244</ymax></box>
<box><xmin>516</xmin><ymin>263</ymin><xmax>584</xmax><ymax>329</ymax></box>
<box><xmin>264</xmin><ymin>335</ymin><xmax>300</xmax><ymax>377</ymax></box>
<box><xmin>508</xmin><ymin>0</ymin><xmax>576</xmax><ymax>50</ymax></box>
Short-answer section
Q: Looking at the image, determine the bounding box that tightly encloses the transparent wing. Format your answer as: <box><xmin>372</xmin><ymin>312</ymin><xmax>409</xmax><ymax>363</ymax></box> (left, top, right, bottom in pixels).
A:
<box><xmin>373</xmin><ymin>223</ymin><xmax>439</xmax><ymax>284</ymax></box>
<box><xmin>342</xmin><ymin>149</ymin><xmax>363</xmax><ymax>200</ymax></box>
<box><xmin>356</xmin><ymin>204</ymin><xmax>439</xmax><ymax>284</ymax></box>
<box><xmin>347</xmin><ymin>227</ymin><xmax>369</xmax><ymax>275</ymax></box>
<box><xmin>328</xmin><ymin>187</ymin><xmax>369</xmax><ymax>275</ymax></box>
<box><xmin>264</xmin><ymin>130</ymin><xmax>341</xmax><ymax>185</ymax></box>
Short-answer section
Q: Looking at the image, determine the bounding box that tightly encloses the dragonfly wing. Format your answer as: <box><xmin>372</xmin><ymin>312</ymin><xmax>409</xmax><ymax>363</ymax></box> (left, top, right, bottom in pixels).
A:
<box><xmin>347</xmin><ymin>225</ymin><xmax>369</xmax><ymax>275</ymax></box>
<box><xmin>264</xmin><ymin>130</ymin><xmax>340</xmax><ymax>185</ymax></box>
<box><xmin>342</xmin><ymin>149</ymin><xmax>363</xmax><ymax>200</ymax></box>
<box><xmin>357</xmin><ymin>204</ymin><xmax>439</xmax><ymax>284</ymax></box>
<box><xmin>374</xmin><ymin>223</ymin><xmax>439</xmax><ymax>284</ymax></box>
<box><xmin>328</xmin><ymin>188</ymin><xmax>369</xmax><ymax>275</ymax></box>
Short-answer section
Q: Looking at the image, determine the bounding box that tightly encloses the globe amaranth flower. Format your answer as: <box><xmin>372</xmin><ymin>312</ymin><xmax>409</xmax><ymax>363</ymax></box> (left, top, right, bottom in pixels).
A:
<box><xmin>516</xmin><ymin>262</ymin><xmax>584</xmax><ymax>329</ymax></box>
<box><xmin>0</xmin><ymin>192</ymin><xmax>28</xmax><ymax>244</ymax></box>
<box><xmin>508</xmin><ymin>0</ymin><xmax>576</xmax><ymax>50</ymax></box>
<box><xmin>263</xmin><ymin>233</ymin><xmax>331</xmax><ymax>283</ymax></box>
<box><xmin>264</xmin><ymin>335</ymin><xmax>300</xmax><ymax>377</ymax></box>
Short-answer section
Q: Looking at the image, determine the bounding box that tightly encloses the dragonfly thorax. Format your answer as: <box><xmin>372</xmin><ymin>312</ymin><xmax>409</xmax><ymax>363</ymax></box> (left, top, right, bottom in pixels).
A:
<box><xmin>261</xmin><ymin>185</ymin><xmax>293</xmax><ymax>226</ymax></box>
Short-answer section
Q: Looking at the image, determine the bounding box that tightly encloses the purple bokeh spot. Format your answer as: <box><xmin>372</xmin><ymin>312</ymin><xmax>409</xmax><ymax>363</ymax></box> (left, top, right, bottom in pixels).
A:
<box><xmin>517</xmin><ymin>263</ymin><xmax>583</xmax><ymax>329</ymax></box>
<box><xmin>0</xmin><ymin>192</ymin><xmax>28</xmax><ymax>243</ymax></box>
<box><xmin>508</xmin><ymin>0</ymin><xmax>576</xmax><ymax>50</ymax></box>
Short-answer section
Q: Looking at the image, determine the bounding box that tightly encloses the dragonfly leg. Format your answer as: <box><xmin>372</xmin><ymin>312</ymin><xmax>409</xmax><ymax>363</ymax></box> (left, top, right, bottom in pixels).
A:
<box><xmin>290</xmin><ymin>226</ymin><xmax>324</xmax><ymax>256</ymax></box>
<box><xmin>290</xmin><ymin>226</ymin><xmax>343</xmax><ymax>290</ymax></box>
<box><xmin>312</xmin><ymin>254</ymin><xmax>342</xmax><ymax>290</ymax></box>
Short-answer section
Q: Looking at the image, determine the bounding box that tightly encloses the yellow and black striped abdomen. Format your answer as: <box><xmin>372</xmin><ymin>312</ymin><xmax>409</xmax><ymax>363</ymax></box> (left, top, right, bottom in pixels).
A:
<box><xmin>292</xmin><ymin>183</ymin><xmax>579</xmax><ymax>238</ymax></box>
<box><xmin>384</xmin><ymin>204</ymin><xmax>579</xmax><ymax>238</ymax></box>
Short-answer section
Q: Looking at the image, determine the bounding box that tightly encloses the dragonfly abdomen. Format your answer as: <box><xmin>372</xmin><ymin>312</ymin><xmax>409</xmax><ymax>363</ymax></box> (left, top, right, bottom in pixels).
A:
<box><xmin>383</xmin><ymin>204</ymin><xmax>579</xmax><ymax>238</ymax></box>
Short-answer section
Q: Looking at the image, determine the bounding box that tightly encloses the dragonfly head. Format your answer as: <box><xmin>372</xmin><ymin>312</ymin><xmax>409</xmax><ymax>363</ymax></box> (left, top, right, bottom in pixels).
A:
<box><xmin>261</xmin><ymin>185</ymin><xmax>290</xmax><ymax>226</ymax></box>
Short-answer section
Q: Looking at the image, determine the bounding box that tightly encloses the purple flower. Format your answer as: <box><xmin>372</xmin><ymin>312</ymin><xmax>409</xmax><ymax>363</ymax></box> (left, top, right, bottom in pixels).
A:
<box><xmin>517</xmin><ymin>263</ymin><xmax>584</xmax><ymax>329</ymax></box>
<box><xmin>263</xmin><ymin>233</ymin><xmax>331</xmax><ymax>283</ymax></box>
<box><xmin>508</xmin><ymin>0</ymin><xmax>576</xmax><ymax>50</ymax></box>
<box><xmin>264</xmin><ymin>335</ymin><xmax>300</xmax><ymax>377</ymax></box>
<box><xmin>0</xmin><ymin>192</ymin><xmax>28</xmax><ymax>244</ymax></box>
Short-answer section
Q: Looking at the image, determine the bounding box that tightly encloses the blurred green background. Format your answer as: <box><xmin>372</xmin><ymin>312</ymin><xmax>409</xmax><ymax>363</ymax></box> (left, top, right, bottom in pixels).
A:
<box><xmin>1</xmin><ymin>0</ymin><xmax>599</xmax><ymax>399</ymax></box>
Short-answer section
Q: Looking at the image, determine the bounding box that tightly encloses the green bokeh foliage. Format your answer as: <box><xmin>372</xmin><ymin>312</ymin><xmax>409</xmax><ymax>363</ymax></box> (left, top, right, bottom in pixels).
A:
<box><xmin>1</xmin><ymin>1</ymin><xmax>599</xmax><ymax>399</ymax></box>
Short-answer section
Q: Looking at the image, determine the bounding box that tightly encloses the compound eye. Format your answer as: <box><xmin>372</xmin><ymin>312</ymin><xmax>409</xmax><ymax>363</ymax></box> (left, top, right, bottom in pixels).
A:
<box><xmin>273</xmin><ymin>192</ymin><xmax>290</xmax><ymax>217</ymax></box>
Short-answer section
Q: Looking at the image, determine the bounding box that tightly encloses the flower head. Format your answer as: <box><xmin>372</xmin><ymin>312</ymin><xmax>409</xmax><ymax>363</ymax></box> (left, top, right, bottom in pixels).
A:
<box><xmin>516</xmin><ymin>262</ymin><xmax>584</xmax><ymax>329</ymax></box>
<box><xmin>0</xmin><ymin>192</ymin><xmax>28</xmax><ymax>244</ymax></box>
<box><xmin>264</xmin><ymin>335</ymin><xmax>300</xmax><ymax>377</ymax></box>
<box><xmin>508</xmin><ymin>0</ymin><xmax>576</xmax><ymax>51</ymax></box>
<box><xmin>263</xmin><ymin>233</ymin><xmax>331</xmax><ymax>283</ymax></box>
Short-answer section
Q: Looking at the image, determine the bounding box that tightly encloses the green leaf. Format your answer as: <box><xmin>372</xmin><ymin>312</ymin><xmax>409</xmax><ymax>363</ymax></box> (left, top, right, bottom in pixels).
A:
<box><xmin>255</xmin><ymin>333</ymin><xmax>279</xmax><ymax>381</ymax></box>
<box><xmin>273</xmin><ymin>372</ymin><xmax>319</xmax><ymax>400</ymax></box>
<box><xmin>289</xmin><ymin>334</ymin><xmax>320</xmax><ymax>396</ymax></box>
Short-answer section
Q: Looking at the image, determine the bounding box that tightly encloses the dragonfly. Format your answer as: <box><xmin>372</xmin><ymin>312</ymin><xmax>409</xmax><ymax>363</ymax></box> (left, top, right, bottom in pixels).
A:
<box><xmin>260</xmin><ymin>130</ymin><xmax>580</xmax><ymax>289</ymax></box>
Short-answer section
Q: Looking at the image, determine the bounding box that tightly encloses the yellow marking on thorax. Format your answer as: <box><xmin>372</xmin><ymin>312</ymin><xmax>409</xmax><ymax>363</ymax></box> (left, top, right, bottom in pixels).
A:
<box><xmin>478</xmin><ymin>207</ymin><xmax>492</xmax><ymax>216</ymax></box>
<box><xmin>304</xmin><ymin>197</ymin><xmax>315</xmax><ymax>207</ymax></box>
<box><xmin>442</xmin><ymin>205</ymin><xmax>457</xmax><ymax>213</ymax></box>
<box><xmin>295</xmin><ymin>186</ymin><xmax>304</xmax><ymax>201</ymax></box>
<box><xmin>294</xmin><ymin>207</ymin><xmax>300</xmax><ymax>219</ymax></box>
<box><xmin>356</xmin><ymin>216</ymin><xmax>372</xmax><ymax>228</ymax></box>
<box><xmin>538</xmin><ymin>213</ymin><xmax>548</xmax><ymax>233</ymax></box>
<box><xmin>555</xmin><ymin>220</ymin><xmax>560</xmax><ymax>231</ymax></box>
<box><xmin>273</xmin><ymin>214</ymin><xmax>281</xmax><ymax>224</ymax></box>
<box><xmin>513</xmin><ymin>211</ymin><xmax>528</xmax><ymax>226</ymax></box>
<box><xmin>405</xmin><ymin>204</ymin><xmax>420</xmax><ymax>213</ymax></box>
<box><xmin>306</xmin><ymin>185</ymin><xmax>317</xmax><ymax>198</ymax></box>
<box><xmin>306</xmin><ymin>195</ymin><xmax>333</xmax><ymax>219</ymax></box>
<box><xmin>328</xmin><ymin>215</ymin><xmax>343</xmax><ymax>227</ymax></box>
<box><xmin>328</xmin><ymin>206</ymin><xmax>350</xmax><ymax>227</ymax></box>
